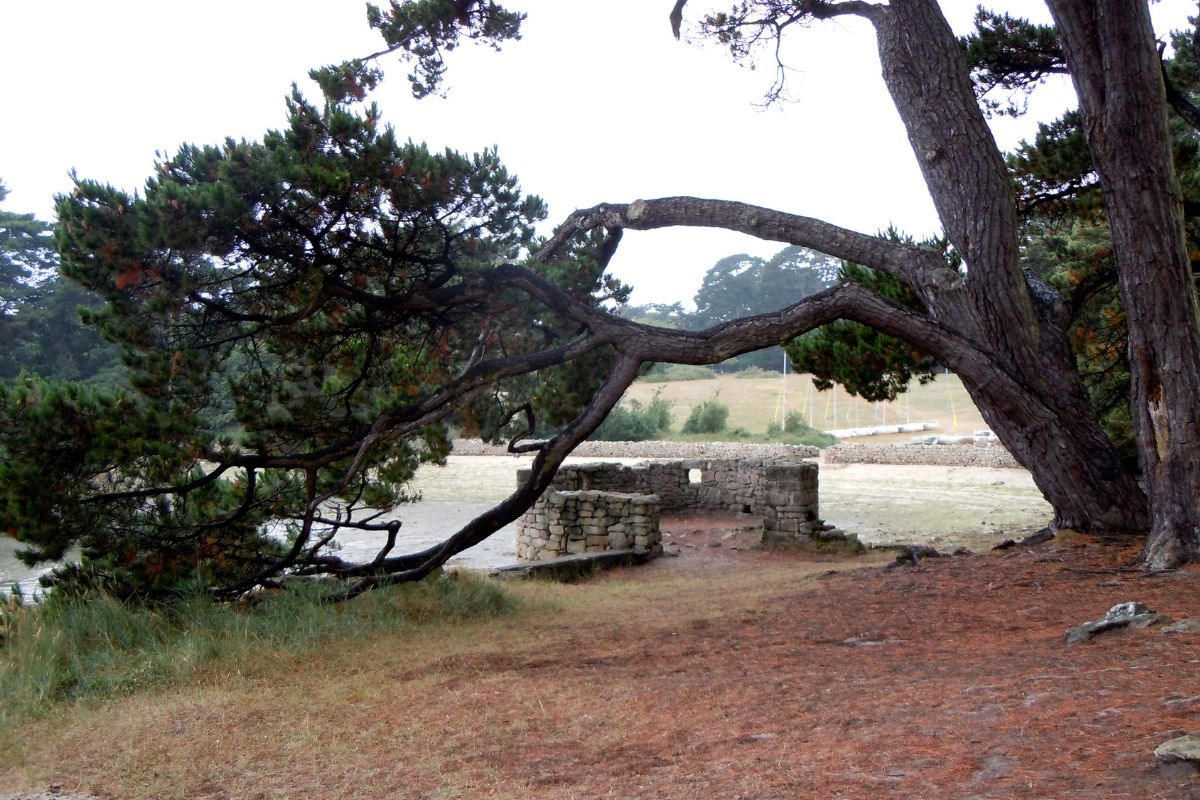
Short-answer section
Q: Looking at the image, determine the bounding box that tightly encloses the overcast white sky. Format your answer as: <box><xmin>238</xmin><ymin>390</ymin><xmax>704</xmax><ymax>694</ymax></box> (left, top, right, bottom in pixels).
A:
<box><xmin>1</xmin><ymin>1</ymin><xmax>1195</xmax><ymax>306</ymax></box>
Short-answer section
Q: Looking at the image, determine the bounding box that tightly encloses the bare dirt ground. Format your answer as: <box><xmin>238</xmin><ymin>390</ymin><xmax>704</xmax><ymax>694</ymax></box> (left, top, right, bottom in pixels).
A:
<box><xmin>4</xmin><ymin>463</ymin><xmax>1198</xmax><ymax>800</ymax></box>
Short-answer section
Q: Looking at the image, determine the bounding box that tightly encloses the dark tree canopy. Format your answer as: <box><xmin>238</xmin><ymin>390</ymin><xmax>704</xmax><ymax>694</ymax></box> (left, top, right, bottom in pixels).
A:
<box><xmin>0</xmin><ymin>186</ymin><xmax>120</xmax><ymax>384</ymax></box>
<box><xmin>690</xmin><ymin>245</ymin><xmax>837</xmax><ymax>370</ymax></box>
<box><xmin>1</xmin><ymin>92</ymin><xmax>629</xmax><ymax>597</ymax></box>
<box><xmin>693</xmin><ymin>246</ymin><xmax>837</xmax><ymax>325</ymax></box>
<box><xmin>788</xmin><ymin>261</ymin><xmax>939</xmax><ymax>402</ymax></box>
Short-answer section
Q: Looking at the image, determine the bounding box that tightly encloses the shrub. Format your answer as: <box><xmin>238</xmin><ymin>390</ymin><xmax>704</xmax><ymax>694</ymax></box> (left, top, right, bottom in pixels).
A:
<box><xmin>766</xmin><ymin>411</ymin><xmax>837</xmax><ymax>447</ymax></box>
<box><xmin>733</xmin><ymin>366</ymin><xmax>771</xmax><ymax>379</ymax></box>
<box><xmin>682</xmin><ymin>397</ymin><xmax>729</xmax><ymax>434</ymax></box>
<box><xmin>590</xmin><ymin>390</ymin><xmax>674</xmax><ymax>441</ymax></box>
<box><xmin>590</xmin><ymin>405</ymin><xmax>658</xmax><ymax>441</ymax></box>
<box><xmin>641</xmin><ymin>390</ymin><xmax>673</xmax><ymax>432</ymax></box>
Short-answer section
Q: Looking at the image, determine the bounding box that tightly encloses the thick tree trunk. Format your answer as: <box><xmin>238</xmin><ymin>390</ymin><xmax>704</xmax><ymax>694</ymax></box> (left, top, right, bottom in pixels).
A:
<box><xmin>1048</xmin><ymin>0</ymin><xmax>1200</xmax><ymax>567</ymax></box>
<box><xmin>843</xmin><ymin>0</ymin><xmax>1149</xmax><ymax>532</ymax></box>
<box><xmin>951</xmin><ymin>362</ymin><xmax>1147</xmax><ymax>532</ymax></box>
<box><xmin>863</xmin><ymin>0</ymin><xmax>1148</xmax><ymax>532</ymax></box>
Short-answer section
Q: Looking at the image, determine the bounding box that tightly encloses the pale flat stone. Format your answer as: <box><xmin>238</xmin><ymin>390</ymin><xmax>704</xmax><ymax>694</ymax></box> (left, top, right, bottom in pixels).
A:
<box><xmin>1155</xmin><ymin>735</ymin><xmax>1200</xmax><ymax>764</ymax></box>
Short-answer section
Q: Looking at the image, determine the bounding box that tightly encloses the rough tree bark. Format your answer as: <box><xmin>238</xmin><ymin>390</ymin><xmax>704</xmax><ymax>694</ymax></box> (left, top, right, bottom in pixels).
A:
<box><xmin>1045</xmin><ymin>0</ymin><xmax>1200</xmax><ymax>567</ymax></box>
<box><xmin>826</xmin><ymin>0</ymin><xmax>1151</xmax><ymax>533</ymax></box>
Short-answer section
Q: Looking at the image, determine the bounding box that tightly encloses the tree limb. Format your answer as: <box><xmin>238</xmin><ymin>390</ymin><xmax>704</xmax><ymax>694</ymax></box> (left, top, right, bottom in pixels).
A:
<box><xmin>536</xmin><ymin>197</ymin><xmax>950</xmax><ymax>290</ymax></box>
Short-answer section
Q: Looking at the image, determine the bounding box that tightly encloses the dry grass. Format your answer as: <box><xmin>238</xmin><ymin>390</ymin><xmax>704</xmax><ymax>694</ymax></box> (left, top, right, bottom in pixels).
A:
<box><xmin>0</xmin><ymin>561</ymin><xmax>857</xmax><ymax>799</ymax></box>
<box><xmin>625</xmin><ymin>372</ymin><xmax>987</xmax><ymax>437</ymax></box>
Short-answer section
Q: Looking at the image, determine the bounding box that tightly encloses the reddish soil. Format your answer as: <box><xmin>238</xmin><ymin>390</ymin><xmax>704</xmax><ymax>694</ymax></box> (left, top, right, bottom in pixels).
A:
<box><xmin>10</xmin><ymin>512</ymin><xmax>1200</xmax><ymax>800</ymax></box>
<box><xmin>489</xmin><ymin>513</ymin><xmax>1200</xmax><ymax>799</ymax></box>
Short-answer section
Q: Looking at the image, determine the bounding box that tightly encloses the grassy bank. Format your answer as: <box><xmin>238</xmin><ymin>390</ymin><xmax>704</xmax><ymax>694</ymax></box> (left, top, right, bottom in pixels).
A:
<box><xmin>0</xmin><ymin>570</ymin><xmax>517</xmax><ymax>725</ymax></box>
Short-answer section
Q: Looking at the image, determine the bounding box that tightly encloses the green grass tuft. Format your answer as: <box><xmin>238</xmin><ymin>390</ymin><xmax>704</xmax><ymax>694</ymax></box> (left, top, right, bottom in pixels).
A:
<box><xmin>0</xmin><ymin>570</ymin><xmax>518</xmax><ymax>722</ymax></box>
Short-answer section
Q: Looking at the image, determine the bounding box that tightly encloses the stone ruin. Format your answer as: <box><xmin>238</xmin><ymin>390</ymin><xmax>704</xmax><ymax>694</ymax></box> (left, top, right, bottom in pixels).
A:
<box><xmin>516</xmin><ymin>458</ymin><xmax>855</xmax><ymax>563</ymax></box>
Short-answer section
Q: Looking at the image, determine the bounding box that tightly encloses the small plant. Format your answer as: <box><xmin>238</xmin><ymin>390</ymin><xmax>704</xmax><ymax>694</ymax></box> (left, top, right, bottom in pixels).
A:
<box><xmin>590</xmin><ymin>405</ymin><xmax>658</xmax><ymax>441</ymax></box>
<box><xmin>682</xmin><ymin>396</ymin><xmax>729</xmax><ymax>434</ymax></box>
<box><xmin>733</xmin><ymin>366</ymin><xmax>771</xmax><ymax>379</ymax></box>
<box><xmin>641</xmin><ymin>389</ymin><xmax>673</xmax><ymax>432</ymax></box>
<box><xmin>0</xmin><ymin>585</ymin><xmax>24</xmax><ymax>646</ymax></box>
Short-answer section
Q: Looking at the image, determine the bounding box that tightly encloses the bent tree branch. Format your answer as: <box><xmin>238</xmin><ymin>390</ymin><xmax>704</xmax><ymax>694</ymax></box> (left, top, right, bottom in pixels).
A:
<box><xmin>34</xmin><ymin>0</ymin><xmax>1192</xmax><ymax>601</ymax></box>
<box><xmin>88</xmin><ymin>181</ymin><xmax>1148</xmax><ymax>595</ymax></box>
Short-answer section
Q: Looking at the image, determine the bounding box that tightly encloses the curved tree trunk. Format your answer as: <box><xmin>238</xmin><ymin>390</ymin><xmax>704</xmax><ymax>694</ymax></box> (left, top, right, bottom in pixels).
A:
<box><xmin>864</xmin><ymin>0</ymin><xmax>1148</xmax><ymax>533</ymax></box>
<box><xmin>950</xmin><ymin>361</ymin><xmax>1147</xmax><ymax>532</ymax></box>
<box><xmin>1048</xmin><ymin>0</ymin><xmax>1200</xmax><ymax>567</ymax></box>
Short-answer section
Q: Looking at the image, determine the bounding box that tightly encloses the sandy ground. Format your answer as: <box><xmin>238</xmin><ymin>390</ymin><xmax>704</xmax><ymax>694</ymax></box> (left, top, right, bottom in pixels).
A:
<box><xmin>816</xmin><ymin>460</ymin><xmax>1051</xmax><ymax>552</ymax></box>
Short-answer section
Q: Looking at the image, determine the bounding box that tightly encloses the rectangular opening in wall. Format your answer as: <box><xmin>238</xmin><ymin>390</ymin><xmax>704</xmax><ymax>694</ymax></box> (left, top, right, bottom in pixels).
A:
<box><xmin>688</xmin><ymin>468</ymin><xmax>702</xmax><ymax>484</ymax></box>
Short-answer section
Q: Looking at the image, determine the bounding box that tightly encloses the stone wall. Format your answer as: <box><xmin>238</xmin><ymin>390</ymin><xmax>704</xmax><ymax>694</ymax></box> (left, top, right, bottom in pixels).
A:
<box><xmin>451</xmin><ymin>438</ymin><xmax>819</xmax><ymax>460</ymax></box>
<box><xmin>515</xmin><ymin>490</ymin><xmax>661</xmax><ymax>562</ymax></box>
<box><xmin>824</xmin><ymin>443</ymin><xmax>1022</xmax><ymax>469</ymax></box>
<box><xmin>516</xmin><ymin>458</ymin><xmax>836</xmax><ymax>561</ymax></box>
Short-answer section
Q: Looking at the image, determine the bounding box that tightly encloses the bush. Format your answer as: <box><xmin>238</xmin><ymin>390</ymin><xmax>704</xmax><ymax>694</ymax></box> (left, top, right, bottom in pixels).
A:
<box><xmin>641</xmin><ymin>390</ymin><xmax>673</xmax><ymax>432</ymax></box>
<box><xmin>733</xmin><ymin>366</ymin><xmax>771</xmax><ymax>379</ymax></box>
<box><xmin>590</xmin><ymin>405</ymin><xmax>658</xmax><ymax>441</ymax></box>
<box><xmin>682</xmin><ymin>397</ymin><xmax>729</xmax><ymax>434</ymax></box>
<box><xmin>641</xmin><ymin>363</ymin><xmax>716</xmax><ymax>382</ymax></box>
<box><xmin>590</xmin><ymin>390</ymin><xmax>674</xmax><ymax>441</ymax></box>
<box><xmin>766</xmin><ymin>411</ymin><xmax>837</xmax><ymax>448</ymax></box>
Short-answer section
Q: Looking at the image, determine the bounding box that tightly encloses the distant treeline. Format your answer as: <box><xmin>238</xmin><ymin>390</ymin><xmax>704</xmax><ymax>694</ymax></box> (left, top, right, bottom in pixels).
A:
<box><xmin>617</xmin><ymin>245</ymin><xmax>839</xmax><ymax>372</ymax></box>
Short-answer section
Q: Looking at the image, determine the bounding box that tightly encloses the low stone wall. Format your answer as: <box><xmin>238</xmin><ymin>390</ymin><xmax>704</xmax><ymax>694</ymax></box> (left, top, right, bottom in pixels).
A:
<box><xmin>515</xmin><ymin>491</ymin><xmax>661</xmax><ymax>562</ymax></box>
<box><xmin>824</xmin><ymin>443</ymin><xmax>1022</xmax><ymax>470</ymax></box>
<box><xmin>451</xmin><ymin>438</ymin><xmax>819</xmax><ymax>460</ymax></box>
<box><xmin>516</xmin><ymin>458</ymin><xmax>841</xmax><ymax>561</ymax></box>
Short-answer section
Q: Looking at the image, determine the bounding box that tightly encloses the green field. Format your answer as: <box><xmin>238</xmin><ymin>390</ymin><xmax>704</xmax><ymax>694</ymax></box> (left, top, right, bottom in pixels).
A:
<box><xmin>621</xmin><ymin>371</ymin><xmax>988</xmax><ymax>440</ymax></box>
